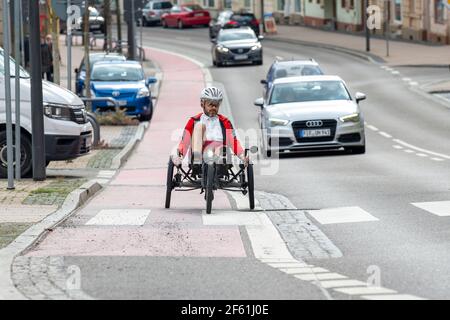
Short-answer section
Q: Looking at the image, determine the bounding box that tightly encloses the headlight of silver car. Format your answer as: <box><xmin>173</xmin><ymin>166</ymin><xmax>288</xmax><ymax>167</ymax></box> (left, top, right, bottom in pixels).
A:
<box><xmin>217</xmin><ymin>46</ymin><xmax>229</xmax><ymax>53</ymax></box>
<box><xmin>251</xmin><ymin>43</ymin><xmax>262</xmax><ymax>51</ymax></box>
<box><xmin>43</xmin><ymin>103</ymin><xmax>72</xmax><ymax>121</ymax></box>
<box><xmin>339</xmin><ymin>113</ymin><xmax>360</xmax><ymax>123</ymax></box>
<box><xmin>137</xmin><ymin>87</ymin><xmax>150</xmax><ymax>98</ymax></box>
<box><xmin>269</xmin><ymin>118</ymin><xmax>289</xmax><ymax>127</ymax></box>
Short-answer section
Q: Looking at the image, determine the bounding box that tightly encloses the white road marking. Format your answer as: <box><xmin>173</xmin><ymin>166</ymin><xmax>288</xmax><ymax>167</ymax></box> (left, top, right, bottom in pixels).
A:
<box><xmin>267</xmin><ymin>262</ymin><xmax>311</xmax><ymax>268</ymax></box>
<box><xmin>334</xmin><ymin>286</ymin><xmax>396</xmax><ymax>295</ymax></box>
<box><xmin>402</xmin><ymin>78</ymin><xmax>411</xmax><ymax>82</ymax></box>
<box><xmin>308</xmin><ymin>207</ymin><xmax>379</xmax><ymax>225</ymax></box>
<box><xmin>362</xmin><ymin>294</ymin><xmax>427</xmax><ymax>300</ymax></box>
<box><xmin>416</xmin><ymin>153</ymin><xmax>428</xmax><ymax>157</ymax></box>
<box><xmin>431</xmin><ymin>158</ymin><xmax>444</xmax><ymax>162</ymax></box>
<box><xmin>404</xmin><ymin>149</ymin><xmax>414</xmax><ymax>153</ymax></box>
<box><xmin>393</xmin><ymin>139</ymin><xmax>450</xmax><ymax>160</ymax></box>
<box><xmin>393</xmin><ymin>145</ymin><xmax>403</xmax><ymax>150</ymax></box>
<box><xmin>86</xmin><ymin>209</ymin><xmax>151</xmax><ymax>226</ymax></box>
<box><xmin>295</xmin><ymin>273</ymin><xmax>347</xmax><ymax>281</ymax></box>
<box><xmin>409</xmin><ymin>81</ymin><xmax>419</xmax><ymax>86</ymax></box>
<box><xmin>378</xmin><ymin>131</ymin><xmax>393</xmax><ymax>139</ymax></box>
<box><xmin>202</xmin><ymin>211</ymin><xmax>266</xmax><ymax>226</ymax></box>
<box><xmin>366</xmin><ymin>125</ymin><xmax>379</xmax><ymax>132</ymax></box>
<box><xmin>279</xmin><ymin>267</ymin><xmax>329</xmax><ymax>274</ymax></box>
<box><xmin>391</xmin><ymin>71</ymin><xmax>400</xmax><ymax>75</ymax></box>
<box><xmin>319</xmin><ymin>279</ymin><xmax>368</xmax><ymax>289</ymax></box>
<box><xmin>412</xmin><ymin>201</ymin><xmax>450</xmax><ymax>217</ymax></box>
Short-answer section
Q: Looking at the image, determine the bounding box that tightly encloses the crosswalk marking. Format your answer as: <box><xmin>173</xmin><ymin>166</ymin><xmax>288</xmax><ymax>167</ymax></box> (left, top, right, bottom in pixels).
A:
<box><xmin>267</xmin><ymin>262</ymin><xmax>311</xmax><ymax>268</ymax></box>
<box><xmin>202</xmin><ymin>211</ymin><xmax>266</xmax><ymax>226</ymax></box>
<box><xmin>318</xmin><ymin>279</ymin><xmax>368</xmax><ymax>289</ymax></box>
<box><xmin>295</xmin><ymin>273</ymin><xmax>347</xmax><ymax>281</ymax></box>
<box><xmin>361</xmin><ymin>294</ymin><xmax>427</xmax><ymax>300</ymax></box>
<box><xmin>412</xmin><ymin>201</ymin><xmax>450</xmax><ymax>217</ymax></box>
<box><xmin>307</xmin><ymin>207</ymin><xmax>379</xmax><ymax>225</ymax></box>
<box><xmin>86</xmin><ymin>209</ymin><xmax>151</xmax><ymax>226</ymax></box>
<box><xmin>334</xmin><ymin>286</ymin><xmax>396</xmax><ymax>295</ymax></box>
<box><xmin>280</xmin><ymin>267</ymin><xmax>329</xmax><ymax>274</ymax></box>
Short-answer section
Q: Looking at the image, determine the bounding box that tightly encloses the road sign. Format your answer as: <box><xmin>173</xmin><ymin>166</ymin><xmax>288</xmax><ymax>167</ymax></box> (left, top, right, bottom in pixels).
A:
<box><xmin>51</xmin><ymin>0</ymin><xmax>85</xmax><ymax>21</ymax></box>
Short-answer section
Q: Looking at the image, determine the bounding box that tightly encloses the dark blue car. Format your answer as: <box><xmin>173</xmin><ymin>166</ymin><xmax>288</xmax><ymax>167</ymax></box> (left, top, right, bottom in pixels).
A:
<box><xmin>75</xmin><ymin>52</ymin><xmax>126</xmax><ymax>96</ymax></box>
<box><xmin>90</xmin><ymin>61</ymin><xmax>157</xmax><ymax>121</ymax></box>
<box><xmin>261</xmin><ymin>59</ymin><xmax>324</xmax><ymax>98</ymax></box>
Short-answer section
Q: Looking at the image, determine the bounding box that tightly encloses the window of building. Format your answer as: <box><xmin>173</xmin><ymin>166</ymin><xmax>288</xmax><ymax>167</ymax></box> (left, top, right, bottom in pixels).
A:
<box><xmin>435</xmin><ymin>0</ymin><xmax>445</xmax><ymax>24</ymax></box>
<box><xmin>394</xmin><ymin>0</ymin><xmax>402</xmax><ymax>22</ymax></box>
<box><xmin>278</xmin><ymin>0</ymin><xmax>286</xmax><ymax>11</ymax></box>
<box><xmin>203</xmin><ymin>0</ymin><xmax>215</xmax><ymax>7</ymax></box>
<box><xmin>295</xmin><ymin>0</ymin><xmax>301</xmax><ymax>12</ymax></box>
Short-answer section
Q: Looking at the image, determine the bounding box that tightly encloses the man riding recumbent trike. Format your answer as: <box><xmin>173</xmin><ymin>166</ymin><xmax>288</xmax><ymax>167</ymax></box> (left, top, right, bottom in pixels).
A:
<box><xmin>165</xmin><ymin>86</ymin><xmax>255</xmax><ymax>214</ymax></box>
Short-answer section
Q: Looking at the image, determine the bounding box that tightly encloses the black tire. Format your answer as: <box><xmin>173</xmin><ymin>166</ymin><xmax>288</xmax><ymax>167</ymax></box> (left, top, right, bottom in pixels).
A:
<box><xmin>205</xmin><ymin>164</ymin><xmax>215</xmax><ymax>214</ymax></box>
<box><xmin>139</xmin><ymin>106</ymin><xmax>153</xmax><ymax>122</ymax></box>
<box><xmin>255</xmin><ymin>60</ymin><xmax>263</xmax><ymax>66</ymax></box>
<box><xmin>347</xmin><ymin>145</ymin><xmax>366</xmax><ymax>154</ymax></box>
<box><xmin>0</xmin><ymin>131</ymin><xmax>33</xmax><ymax>178</ymax></box>
<box><xmin>165</xmin><ymin>158</ymin><xmax>175</xmax><ymax>209</ymax></box>
<box><xmin>247</xmin><ymin>164</ymin><xmax>255</xmax><ymax>210</ymax></box>
<box><xmin>87</xmin><ymin>113</ymin><xmax>100</xmax><ymax>147</ymax></box>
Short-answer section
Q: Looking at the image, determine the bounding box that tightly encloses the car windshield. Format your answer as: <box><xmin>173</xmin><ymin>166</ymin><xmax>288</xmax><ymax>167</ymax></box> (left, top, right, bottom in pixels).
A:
<box><xmin>83</xmin><ymin>55</ymin><xmax>126</xmax><ymax>70</ymax></box>
<box><xmin>89</xmin><ymin>7</ymin><xmax>99</xmax><ymax>16</ymax></box>
<box><xmin>184</xmin><ymin>4</ymin><xmax>203</xmax><ymax>11</ymax></box>
<box><xmin>274</xmin><ymin>65</ymin><xmax>323</xmax><ymax>79</ymax></box>
<box><xmin>218</xmin><ymin>32</ymin><xmax>256</xmax><ymax>42</ymax></box>
<box><xmin>154</xmin><ymin>2</ymin><xmax>173</xmax><ymax>9</ymax></box>
<box><xmin>231</xmin><ymin>14</ymin><xmax>255</xmax><ymax>23</ymax></box>
<box><xmin>270</xmin><ymin>81</ymin><xmax>351</xmax><ymax>104</ymax></box>
<box><xmin>0</xmin><ymin>50</ymin><xmax>30</xmax><ymax>78</ymax></box>
<box><xmin>91</xmin><ymin>64</ymin><xmax>144</xmax><ymax>82</ymax></box>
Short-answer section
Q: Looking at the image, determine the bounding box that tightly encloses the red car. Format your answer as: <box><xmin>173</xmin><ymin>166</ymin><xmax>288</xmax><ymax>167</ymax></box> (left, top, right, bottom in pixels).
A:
<box><xmin>161</xmin><ymin>4</ymin><xmax>211</xmax><ymax>29</ymax></box>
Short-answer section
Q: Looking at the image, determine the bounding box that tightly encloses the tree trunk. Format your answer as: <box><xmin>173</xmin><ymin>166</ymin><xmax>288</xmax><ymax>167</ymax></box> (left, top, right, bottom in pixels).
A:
<box><xmin>116</xmin><ymin>0</ymin><xmax>122</xmax><ymax>53</ymax></box>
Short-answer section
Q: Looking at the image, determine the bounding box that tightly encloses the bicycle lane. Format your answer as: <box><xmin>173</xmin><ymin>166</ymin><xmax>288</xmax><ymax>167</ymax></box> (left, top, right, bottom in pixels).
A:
<box><xmin>12</xmin><ymin>48</ymin><xmax>327</xmax><ymax>299</ymax></box>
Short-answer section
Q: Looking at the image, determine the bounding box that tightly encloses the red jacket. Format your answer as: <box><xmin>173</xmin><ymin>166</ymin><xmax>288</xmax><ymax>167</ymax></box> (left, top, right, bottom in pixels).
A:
<box><xmin>178</xmin><ymin>113</ymin><xmax>244</xmax><ymax>157</ymax></box>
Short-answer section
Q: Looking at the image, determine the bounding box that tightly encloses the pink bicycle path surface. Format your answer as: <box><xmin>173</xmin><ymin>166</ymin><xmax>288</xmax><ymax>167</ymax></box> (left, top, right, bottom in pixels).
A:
<box><xmin>24</xmin><ymin>48</ymin><xmax>247</xmax><ymax>258</ymax></box>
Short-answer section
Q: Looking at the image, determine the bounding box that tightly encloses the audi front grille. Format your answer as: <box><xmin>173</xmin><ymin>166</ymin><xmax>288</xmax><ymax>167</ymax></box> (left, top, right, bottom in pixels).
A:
<box><xmin>292</xmin><ymin>119</ymin><xmax>337</xmax><ymax>143</ymax></box>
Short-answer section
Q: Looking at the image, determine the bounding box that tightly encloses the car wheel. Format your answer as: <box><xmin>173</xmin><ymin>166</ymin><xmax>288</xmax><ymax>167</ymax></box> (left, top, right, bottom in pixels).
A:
<box><xmin>139</xmin><ymin>106</ymin><xmax>153</xmax><ymax>122</ymax></box>
<box><xmin>178</xmin><ymin>20</ymin><xmax>184</xmax><ymax>29</ymax></box>
<box><xmin>0</xmin><ymin>131</ymin><xmax>33</xmax><ymax>178</ymax></box>
<box><xmin>255</xmin><ymin>60</ymin><xmax>263</xmax><ymax>66</ymax></box>
<box><xmin>347</xmin><ymin>145</ymin><xmax>366</xmax><ymax>154</ymax></box>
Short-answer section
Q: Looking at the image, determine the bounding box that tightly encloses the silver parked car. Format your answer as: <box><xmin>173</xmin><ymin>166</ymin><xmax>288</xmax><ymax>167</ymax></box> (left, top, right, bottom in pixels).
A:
<box><xmin>254</xmin><ymin>75</ymin><xmax>367</xmax><ymax>157</ymax></box>
<box><xmin>142</xmin><ymin>0</ymin><xmax>173</xmax><ymax>26</ymax></box>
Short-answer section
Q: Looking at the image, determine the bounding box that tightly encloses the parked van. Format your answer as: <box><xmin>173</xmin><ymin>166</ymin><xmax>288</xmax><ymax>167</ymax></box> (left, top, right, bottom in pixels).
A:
<box><xmin>0</xmin><ymin>48</ymin><xmax>93</xmax><ymax>178</ymax></box>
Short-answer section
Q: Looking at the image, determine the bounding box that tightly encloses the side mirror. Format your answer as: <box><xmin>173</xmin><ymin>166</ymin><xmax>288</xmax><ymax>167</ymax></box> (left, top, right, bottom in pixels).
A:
<box><xmin>258</xmin><ymin>35</ymin><xmax>264</xmax><ymax>41</ymax></box>
<box><xmin>260</xmin><ymin>79</ymin><xmax>267</xmax><ymax>85</ymax></box>
<box><xmin>254</xmin><ymin>98</ymin><xmax>264</xmax><ymax>107</ymax></box>
<box><xmin>146</xmin><ymin>76</ymin><xmax>158</xmax><ymax>86</ymax></box>
<box><xmin>355</xmin><ymin>92</ymin><xmax>367</xmax><ymax>103</ymax></box>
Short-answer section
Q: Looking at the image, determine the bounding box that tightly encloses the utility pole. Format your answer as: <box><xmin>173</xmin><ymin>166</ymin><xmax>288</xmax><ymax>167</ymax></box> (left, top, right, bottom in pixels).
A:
<box><xmin>14</xmin><ymin>0</ymin><xmax>22</xmax><ymax>179</ymax></box>
<box><xmin>385</xmin><ymin>0</ymin><xmax>390</xmax><ymax>57</ymax></box>
<box><xmin>3</xmin><ymin>0</ymin><xmax>14</xmax><ymax>188</ymax></box>
<box><xmin>29</xmin><ymin>0</ymin><xmax>46</xmax><ymax>181</ymax></box>
<box><xmin>364</xmin><ymin>0</ymin><xmax>370</xmax><ymax>52</ymax></box>
<box><xmin>84</xmin><ymin>0</ymin><xmax>92</xmax><ymax>103</ymax></box>
<box><xmin>261</xmin><ymin>0</ymin><xmax>266</xmax><ymax>33</ymax></box>
<box><xmin>116</xmin><ymin>0</ymin><xmax>122</xmax><ymax>52</ymax></box>
<box><xmin>128</xmin><ymin>0</ymin><xmax>137</xmax><ymax>60</ymax></box>
<box><xmin>103</xmin><ymin>0</ymin><xmax>112</xmax><ymax>51</ymax></box>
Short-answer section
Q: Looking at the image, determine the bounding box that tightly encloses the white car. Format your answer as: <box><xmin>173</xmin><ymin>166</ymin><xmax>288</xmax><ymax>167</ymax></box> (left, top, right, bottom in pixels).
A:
<box><xmin>254</xmin><ymin>75</ymin><xmax>366</xmax><ymax>157</ymax></box>
<box><xmin>0</xmin><ymin>48</ymin><xmax>93</xmax><ymax>178</ymax></box>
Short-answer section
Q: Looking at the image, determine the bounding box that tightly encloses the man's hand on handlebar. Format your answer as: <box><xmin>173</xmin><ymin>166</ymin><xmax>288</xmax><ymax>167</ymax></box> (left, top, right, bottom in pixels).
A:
<box><xmin>239</xmin><ymin>154</ymin><xmax>250</xmax><ymax>168</ymax></box>
<box><xmin>171</xmin><ymin>153</ymin><xmax>183</xmax><ymax>167</ymax></box>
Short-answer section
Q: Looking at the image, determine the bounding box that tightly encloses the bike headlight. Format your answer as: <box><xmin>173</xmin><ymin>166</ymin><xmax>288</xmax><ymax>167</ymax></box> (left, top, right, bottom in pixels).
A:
<box><xmin>217</xmin><ymin>46</ymin><xmax>229</xmax><ymax>53</ymax></box>
<box><xmin>251</xmin><ymin>43</ymin><xmax>262</xmax><ymax>51</ymax></box>
<box><xmin>269</xmin><ymin>118</ymin><xmax>289</xmax><ymax>127</ymax></box>
<box><xmin>339</xmin><ymin>113</ymin><xmax>361</xmax><ymax>123</ymax></box>
<box><xmin>137</xmin><ymin>87</ymin><xmax>150</xmax><ymax>98</ymax></box>
<box><xmin>43</xmin><ymin>103</ymin><xmax>72</xmax><ymax>121</ymax></box>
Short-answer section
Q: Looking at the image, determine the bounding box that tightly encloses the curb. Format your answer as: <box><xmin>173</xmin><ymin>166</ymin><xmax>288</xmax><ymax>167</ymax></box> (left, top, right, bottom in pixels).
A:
<box><xmin>264</xmin><ymin>36</ymin><xmax>386</xmax><ymax>64</ymax></box>
<box><xmin>0</xmin><ymin>180</ymin><xmax>102</xmax><ymax>300</ymax></box>
<box><xmin>110</xmin><ymin>121</ymin><xmax>149</xmax><ymax>170</ymax></box>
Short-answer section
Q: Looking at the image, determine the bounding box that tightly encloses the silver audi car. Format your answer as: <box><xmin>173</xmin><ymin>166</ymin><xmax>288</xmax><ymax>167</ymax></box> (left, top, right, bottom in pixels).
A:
<box><xmin>254</xmin><ymin>75</ymin><xmax>366</xmax><ymax>156</ymax></box>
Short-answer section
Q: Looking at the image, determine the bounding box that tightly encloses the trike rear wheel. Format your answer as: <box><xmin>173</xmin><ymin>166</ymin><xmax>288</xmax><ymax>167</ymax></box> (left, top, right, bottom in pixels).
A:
<box><xmin>205</xmin><ymin>164</ymin><xmax>215</xmax><ymax>214</ymax></box>
<box><xmin>165</xmin><ymin>158</ymin><xmax>174</xmax><ymax>209</ymax></box>
<box><xmin>247</xmin><ymin>164</ymin><xmax>255</xmax><ymax>210</ymax></box>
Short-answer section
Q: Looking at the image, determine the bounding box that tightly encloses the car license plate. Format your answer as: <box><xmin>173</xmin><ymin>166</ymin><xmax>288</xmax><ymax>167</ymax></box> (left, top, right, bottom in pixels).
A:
<box><xmin>234</xmin><ymin>54</ymin><xmax>248</xmax><ymax>60</ymax></box>
<box><xmin>91</xmin><ymin>25</ymin><xmax>100</xmax><ymax>29</ymax></box>
<box><xmin>300</xmin><ymin>129</ymin><xmax>331</xmax><ymax>138</ymax></box>
<box><xmin>107</xmin><ymin>100</ymin><xmax>127</xmax><ymax>107</ymax></box>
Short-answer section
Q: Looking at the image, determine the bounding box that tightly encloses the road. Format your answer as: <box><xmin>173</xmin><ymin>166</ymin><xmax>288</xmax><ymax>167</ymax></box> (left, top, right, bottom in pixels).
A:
<box><xmin>14</xmin><ymin>26</ymin><xmax>450</xmax><ymax>301</ymax></box>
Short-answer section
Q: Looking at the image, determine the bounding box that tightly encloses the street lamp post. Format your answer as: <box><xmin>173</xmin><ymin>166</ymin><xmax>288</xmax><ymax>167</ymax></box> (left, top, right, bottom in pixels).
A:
<box><xmin>364</xmin><ymin>0</ymin><xmax>370</xmax><ymax>52</ymax></box>
<box><xmin>261</xmin><ymin>0</ymin><xmax>266</xmax><ymax>33</ymax></box>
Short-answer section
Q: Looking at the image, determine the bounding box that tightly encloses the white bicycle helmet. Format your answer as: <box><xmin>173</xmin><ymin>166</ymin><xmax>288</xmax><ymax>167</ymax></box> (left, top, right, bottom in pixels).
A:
<box><xmin>200</xmin><ymin>86</ymin><xmax>223</xmax><ymax>103</ymax></box>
